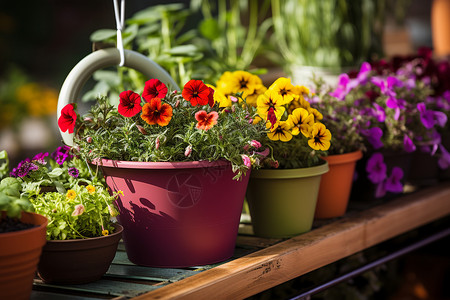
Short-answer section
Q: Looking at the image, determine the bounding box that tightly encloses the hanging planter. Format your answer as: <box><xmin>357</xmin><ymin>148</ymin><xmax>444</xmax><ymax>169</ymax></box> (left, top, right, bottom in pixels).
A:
<box><xmin>315</xmin><ymin>150</ymin><xmax>363</xmax><ymax>219</ymax></box>
<box><xmin>0</xmin><ymin>211</ymin><xmax>47</xmax><ymax>300</ymax></box>
<box><xmin>37</xmin><ymin>223</ymin><xmax>123</xmax><ymax>284</ymax></box>
<box><xmin>246</xmin><ymin>162</ymin><xmax>329</xmax><ymax>238</ymax></box>
<box><xmin>97</xmin><ymin>159</ymin><xmax>249</xmax><ymax>267</ymax></box>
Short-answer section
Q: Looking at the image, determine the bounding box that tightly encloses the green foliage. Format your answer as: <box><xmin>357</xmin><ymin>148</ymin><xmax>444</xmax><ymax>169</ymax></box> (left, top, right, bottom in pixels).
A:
<box><xmin>30</xmin><ymin>184</ymin><xmax>118</xmax><ymax>240</ymax></box>
<box><xmin>0</xmin><ymin>177</ymin><xmax>34</xmax><ymax>219</ymax></box>
<box><xmin>270</xmin><ymin>0</ymin><xmax>385</xmax><ymax>69</ymax></box>
<box><xmin>86</xmin><ymin>3</ymin><xmax>204</xmax><ymax>103</ymax></box>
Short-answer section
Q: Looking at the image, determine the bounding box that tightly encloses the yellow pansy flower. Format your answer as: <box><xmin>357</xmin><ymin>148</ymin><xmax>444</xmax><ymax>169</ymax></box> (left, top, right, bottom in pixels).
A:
<box><xmin>256</xmin><ymin>90</ymin><xmax>285</xmax><ymax>121</ymax></box>
<box><xmin>229</xmin><ymin>70</ymin><xmax>263</xmax><ymax>98</ymax></box>
<box><xmin>267</xmin><ymin>121</ymin><xmax>293</xmax><ymax>142</ymax></box>
<box><xmin>308</xmin><ymin>107</ymin><xmax>323</xmax><ymax>121</ymax></box>
<box><xmin>286</xmin><ymin>108</ymin><xmax>314</xmax><ymax>136</ymax></box>
<box><xmin>102</xmin><ymin>230</ymin><xmax>109</xmax><ymax>236</ymax></box>
<box><xmin>308</xmin><ymin>123</ymin><xmax>332</xmax><ymax>151</ymax></box>
<box><xmin>268</xmin><ymin>77</ymin><xmax>298</xmax><ymax>105</ymax></box>
<box><xmin>246</xmin><ymin>84</ymin><xmax>267</xmax><ymax>107</ymax></box>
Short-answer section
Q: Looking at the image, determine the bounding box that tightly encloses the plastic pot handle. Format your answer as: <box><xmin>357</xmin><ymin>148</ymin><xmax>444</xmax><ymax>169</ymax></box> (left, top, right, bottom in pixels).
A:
<box><xmin>57</xmin><ymin>48</ymin><xmax>180</xmax><ymax>146</ymax></box>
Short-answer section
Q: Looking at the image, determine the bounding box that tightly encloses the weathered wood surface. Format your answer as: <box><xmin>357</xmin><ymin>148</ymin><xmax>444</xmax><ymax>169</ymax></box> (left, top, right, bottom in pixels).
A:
<box><xmin>134</xmin><ymin>184</ymin><xmax>450</xmax><ymax>300</ymax></box>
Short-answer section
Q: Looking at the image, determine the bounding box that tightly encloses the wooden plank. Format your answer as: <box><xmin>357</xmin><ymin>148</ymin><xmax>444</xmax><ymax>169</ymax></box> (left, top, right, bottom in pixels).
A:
<box><xmin>133</xmin><ymin>183</ymin><xmax>450</xmax><ymax>300</ymax></box>
<box><xmin>31</xmin><ymin>291</ymin><xmax>103</xmax><ymax>300</ymax></box>
<box><xmin>33</xmin><ymin>279</ymin><xmax>159</xmax><ymax>298</ymax></box>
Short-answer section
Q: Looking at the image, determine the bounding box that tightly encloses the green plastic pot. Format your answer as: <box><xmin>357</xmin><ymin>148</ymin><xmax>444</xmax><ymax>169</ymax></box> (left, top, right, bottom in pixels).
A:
<box><xmin>246</xmin><ymin>162</ymin><xmax>329</xmax><ymax>238</ymax></box>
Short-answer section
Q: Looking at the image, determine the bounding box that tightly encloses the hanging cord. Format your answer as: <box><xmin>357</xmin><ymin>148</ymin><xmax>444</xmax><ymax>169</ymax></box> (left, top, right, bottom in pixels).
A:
<box><xmin>113</xmin><ymin>0</ymin><xmax>125</xmax><ymax>66</ymax></box>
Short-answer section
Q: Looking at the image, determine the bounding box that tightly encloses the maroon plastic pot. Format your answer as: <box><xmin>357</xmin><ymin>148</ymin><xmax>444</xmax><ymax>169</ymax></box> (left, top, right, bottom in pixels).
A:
<box><xmin>97</xmin><ymin>159</ymin><xmax>249</xmax><ymax>267</ymax></box>
<box><xmin>37</xmin><ymin>223</ymin><xmax>123</xmax><ymax>284</ymax></box>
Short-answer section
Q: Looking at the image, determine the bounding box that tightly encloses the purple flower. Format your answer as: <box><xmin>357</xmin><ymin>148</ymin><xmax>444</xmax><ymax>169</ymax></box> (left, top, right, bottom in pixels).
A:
<box><xmin>51</xmin><ymin>145</ymin><xmax>73</xmax><ymax>165</ymax></box>
<box><xmin>33</xmin><ymin>152</ymin><xmax>49</xmax><ymax>165</ymax></box>
<box><xmin>438</xmin><ymin>144</ymin><xmax>450</xmax><ymax>169</ymax></box>
<box><xmin>372</xmin><ymin>103</ymin><xmax>386</xmax><ymax>122</ymax></box>
<box><xmin>366</xmin><ymin>152</ymin><xmax>387</xmax><ymax>184</ymax></box>
<box><xmin>403</xmin><ymin>134</ymin><xmax>416</xmax><ymax>153</ymax></box>
<box><xmin>10</xmin><ymin>158</ymin><xmax>39</xmax><ymax>178</ymax></box>
<box><xmin>68</xmin><ymin>167</ymin><xmax>79</xmax><ymax>178</ymax></box>
<box><xmin>385</xmin><ymin>97</ymin><xmax>406</xmax><ymax>121</ymax></box>
<box><xmin>384</xmin><ymin>167</ymin><xmax>404</xmax><ymax>193</ymax></box>
<box><xmin>361</xmin><ymin>127</ymin><xmax>384</xmax><ymax>149</ymax></box>
<box><xmin>329</xmin><ymin>74</ymin><xmax>350</xmax><ymax>100</ymax></box>
<box><xmin>417</xmin><ymin>102</ymin><xmax>448</xmax><ymax>129</ymax></box>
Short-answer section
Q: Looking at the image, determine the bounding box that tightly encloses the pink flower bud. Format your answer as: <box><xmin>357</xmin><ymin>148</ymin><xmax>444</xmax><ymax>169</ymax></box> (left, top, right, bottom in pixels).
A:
<box><xmin>185</xmin><ymin>145</ymin><xmax>192</xmax><ymax>157</ymax></box>
<box><xmin>175</xmin><ymin>100</ymin><xmax>180</xmax><ymax>108</ymax></box>
<box><xmin>256</xmin><ymin>148</ymin><xmax>270</xmax><ymax>158</ymax></box>
<box><xmin>72</xmin><ymin>204</ymin><xmax>85</xmax><ymax>216</ymax></box>
<box><xmin>155</xmin><ymin>137</ymin><xmax>160</xmax><ymax>150</ymax></box>
<box><xmin>250</xmin><ymin>140</ymin><xmax>262</xmax><ymax>149</ymax></box>
<box><xmin>241</xmin><ymin>154</ymin><xmax>251</xmax><ymax>168</ymax></box>
<box><xmin>230</xmin><ymin>96</ymin><xmax>238</xmax><ymax>103</ymax></box>
<box><xmin>231</xmin><ymin>105</ymin><xmax>236</xmax><ymax>113</ymax></box>
<box><xmin>248</xmin><ymin>119</ymin><xmax>254</xmax><ymax>124</ymax></box>
<box><xmin>243</xmin><ymin>144</ymin><xmax>250</xmax><ymax>151</ymax></box>
<box><xmin>136</xmin><ymin>125</ymin><xmax>148</xmax><ymax>135</ymax></box>
<box><xmin>86</xmin><ymin>136</ymin><xmax>92</xmax><ymax>143</ymax></box>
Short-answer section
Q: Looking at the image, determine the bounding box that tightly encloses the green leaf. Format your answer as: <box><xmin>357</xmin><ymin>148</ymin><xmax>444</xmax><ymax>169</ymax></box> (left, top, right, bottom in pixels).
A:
<box><xmin>90</xmin><ymin>29</ymin><xmax>117</xmax><ymax>42</ymax></box>
<box><xmin>199</xmin><ymin>18</ymin><xmax>221</xmax><ymax>41</ymax></box>
<box><xmin>47</xmin><ymin>167</ymin><xmax>65</xmax><ymax>178</ymax></box>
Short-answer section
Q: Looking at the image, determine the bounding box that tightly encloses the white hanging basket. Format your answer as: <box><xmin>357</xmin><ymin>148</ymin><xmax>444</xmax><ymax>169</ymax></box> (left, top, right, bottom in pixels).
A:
<box><xmin>57</xmin><ymin>48</ymin><xmax>180</xmax><ymax>146</ymax></box>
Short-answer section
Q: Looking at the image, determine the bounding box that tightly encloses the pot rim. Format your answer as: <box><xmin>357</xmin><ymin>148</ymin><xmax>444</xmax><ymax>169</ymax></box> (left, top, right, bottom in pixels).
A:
<box><xmin>45</xmin><ymin>223</ymin><xmax>123</xmax><ymax>245</ymax></box>
<box><xmin>321</xmin><ymin>150</ymin><xmax>363</xmax><ymax>165</ymax></box>
<box><xmin>251</xmin><ymin>161</ymin><xmax>329</xmax><ymax>179</ymax></box>
<box><xmin>93</xmin><ymin>158</ymin><xmax>230</xmax><ymax>170</ymax></box>
<box><xmin>0</xmin><ymin>211</ymin><xmax>48</xmax><ymax>238</ymax></box>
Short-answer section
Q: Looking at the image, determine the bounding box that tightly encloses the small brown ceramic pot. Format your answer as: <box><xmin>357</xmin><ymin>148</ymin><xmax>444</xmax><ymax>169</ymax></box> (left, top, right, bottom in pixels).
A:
<box><xmin>37</xmin><ymin>223</ymin><xmax>123</xmax><ymax>284</ymax></box>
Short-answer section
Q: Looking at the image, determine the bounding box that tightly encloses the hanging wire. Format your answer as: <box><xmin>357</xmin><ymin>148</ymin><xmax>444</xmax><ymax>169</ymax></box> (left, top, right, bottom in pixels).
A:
<box><xmin>113</xmin><ymin>0</ymin><xmax>125</xmax><ymax>66</ymax></box>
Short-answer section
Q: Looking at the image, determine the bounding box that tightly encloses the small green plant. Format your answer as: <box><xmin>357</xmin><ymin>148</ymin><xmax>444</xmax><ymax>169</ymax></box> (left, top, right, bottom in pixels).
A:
<box><xmin>30</xmin><ymin>184</ymin><xmax>119</xmax><ymax>240</ymax></box>
<box><xmin>0</xmin><ymin>177</ymin><xmax>34</xmax><ymax>219</ymax></box>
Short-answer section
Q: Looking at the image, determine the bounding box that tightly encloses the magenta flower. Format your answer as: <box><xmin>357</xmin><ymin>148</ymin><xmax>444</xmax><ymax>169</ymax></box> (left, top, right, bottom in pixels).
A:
<box><xmin>372</xmin><ymin>103</ymin><xmax>386</xmax><ymax>122</ymax></box>
<box><xmin>361</xmin><ymin>127</ymin><xmax>384</xmax><ymax>150</ymax></box>
<box><xmin>51</xmin><ymin>146</ymin><xmax>73</xmax><ymax>165</ymax></box>
<box><xmin>384</xmin><ymin>167</ymin><xmax>404</xmax><ymax>193</ymax></box>
<box><xmin>438</xmin><ymin>144</ymin><xmax>450</xmax><ymax>169</ymax></box>
<box><xmin>329</xmin><ymin>74</ymin><xmax>350</xmax><ymax>100</ymax></box>
<box><xmin>403</xmin><ymin>134</ymin><xmax>416</xmax><ymax>153</ymax></box>
<box><xmin>72</xmin><ymin>204</ymin><xmax>85</xmax><ymax>216</ymax></box>
<box><xmin>33</xmin><ymin>152</ymin><xmax>49</xmax><ymax>165</ymax></box>
<box><xmin>68</xmin><ymin>167</ymin><xmax>79</xmax><ymax>178</ymax></box>
<box><xmin>366</xmin><ymin>152</ymin><xmax>387</xmax><ymax>184</ymax></box>
<box><xmin>10</xmin><ymin>158</ymin><xmax>39</xmax><ymax>178</ymax></box>
<box><xmin>417</xmin><ymin>102</ymin><xmax>447</xmax><ymax>129</ymax></box>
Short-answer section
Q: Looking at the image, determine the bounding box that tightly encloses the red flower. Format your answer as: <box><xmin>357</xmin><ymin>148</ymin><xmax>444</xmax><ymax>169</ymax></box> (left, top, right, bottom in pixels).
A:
<box><xmin>141</xmin><ymin>97</ymin><xmax>173</xmax><ymax>126</ymax></box>
<box><xmin>195</xmin><ymin>110</ymin><xmax>219</xmax><ymax>130</ymax></box>
<box><xmin>118</xmin><ymin>90</ymin><xmax>142</xmax><ymax>117</ymax></box>
<box><xmin>58</xmin><ymin>103</ymin><xmax>77</xmax><ymax>134</ymax></box>
<box><xmin>182</xmin><ymin>80</ymin><xmax>210</xmax><ymax>106</ymax></box>
<box><xmin>142</xmin><ymin>79</ymin><xmax>168</xmax><ymax>102</ymax></box>
<box><xmin>207</xmin><ymin>87</ymin><xmax>215</xmax><ymax>108</ymax></box>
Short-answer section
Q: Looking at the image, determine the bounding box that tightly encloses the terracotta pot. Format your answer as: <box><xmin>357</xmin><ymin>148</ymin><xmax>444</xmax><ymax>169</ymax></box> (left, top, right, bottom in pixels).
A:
<box><xmin>37</xmin><ymin>223</ymin><xmax>123</xmax><ymax>284</ymax></box>
<box><xmin>432</xmin><ymin>0</ymin><xmax>450</xmax><ymax>56</ymax></box>
<box><xmin>0</xmin><ymin>211</ymin><xmax>48</xmax><ymax>300</ymax></box>
<box><xmin>246</xmin><ymin>162</ymin><xmax>329</xmax><ymax>238</ymax></box>
<box><xmin>315</xmin><ymin>150</ymin><xmax>363</xmax><ymax>219</ymax></box>
<box><xmin>97</xmin><ymin>159</ymin><xmax>249</xmax><ymax>267</ymax></box>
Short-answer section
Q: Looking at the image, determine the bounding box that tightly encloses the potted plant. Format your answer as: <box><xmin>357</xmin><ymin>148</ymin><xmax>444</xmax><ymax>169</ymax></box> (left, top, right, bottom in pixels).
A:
<box><xmin>328</xmin><ymin>56</ymin><xmax>448</xmax><ymax>200</ymax></box>
<box><xmin>0</xmin><ymin>151</ymin><xmax>48</xmax><ymax>300</ymax></box>
<box><xmin>8</xmin><ymin>148</ymin><xmax>123</xmax><ymax>284</ymax></box>
<box><xmin>241</xmin><ymin>76</ymin><xmax>332</xmax><ymax>238</ymax></box>
<box><xmin>307</xmin><ymin>79</ymin><xmax>366</xmax><ymax>219</ymax></box>
<box><xmin>57</xmin><ymin>74</ymin><xmax>269</xmax><ymax>267</ymax></box>
<box><xmin>269</xmin><ymin>0</ymin><xmax>385</xmax><ymax>86</ymax></box>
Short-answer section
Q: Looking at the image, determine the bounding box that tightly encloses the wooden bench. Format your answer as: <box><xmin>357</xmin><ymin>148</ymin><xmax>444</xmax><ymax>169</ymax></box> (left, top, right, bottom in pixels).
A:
<box><xmin>31</xmin><ymin>183</ymin><xmax>450</xmax><ymax>299</ymax></box>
